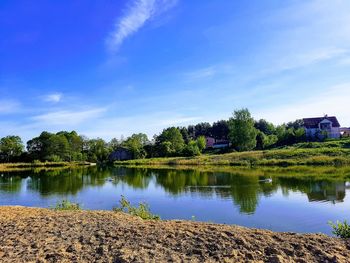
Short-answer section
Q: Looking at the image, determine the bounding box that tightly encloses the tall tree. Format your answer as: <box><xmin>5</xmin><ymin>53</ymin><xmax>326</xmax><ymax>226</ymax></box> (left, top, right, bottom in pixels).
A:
<box><xmin>212</xmin><ymin>120</ymin><xmax>229</xmax><ymax>140</ymax></box>
<box><xmin>254</xmin><ymin>119</ymin><xmax>276</xmax><ymax>135</ymax></box>
<box><xmin>0</xmin><ymin>136</ymin><xmax>24</xmax><ymax>162</ymax></box>
<box><xmin>194</xmin><ymin>122</ymin><xmax>212</xmax><ymax>138</ymax></box>
<box><xmin>86</xmin><ymin>138</ymin><xmax>109</xmax><ymax>163</ymax></box>
<box><xmin>123</xmin><ymin>133</ymin><xmax>149</xmax><ymax>159</ymax></box>
<box><xmin>155</xmin><ymin>127</ymin><xmax>185</xmax><ymax>157</ymax></box>
<box><xmin>228</xmin><ymin>109</ymin><xmax>258</xmax><ymax>151</ymax></box>
<box><xmin>196</xmin><ymin>136</ymin><xmax>206</xmax><ymax>152</ymax></box>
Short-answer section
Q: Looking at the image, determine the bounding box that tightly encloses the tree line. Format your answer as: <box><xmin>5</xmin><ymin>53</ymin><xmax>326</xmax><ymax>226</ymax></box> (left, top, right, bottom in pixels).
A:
<box><xmin>0</xmin><ymin>108</ymin><xmax>309</xmax><ymax>163</ymax></box>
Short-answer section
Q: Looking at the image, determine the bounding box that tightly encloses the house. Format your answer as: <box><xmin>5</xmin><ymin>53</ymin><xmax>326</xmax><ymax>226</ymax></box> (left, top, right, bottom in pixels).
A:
<box><xmin>108</xmin><ymin>147</ymin><xmax>133</xmax><ymax>162</ymax></box>
<box><xmin>205</xmin><ymin>137</ymin><xmax>216</xmax><ymax>148</ymax></box>
<box><xmin>340</xmin><ymin>127</ymin><xmax>350</xmax><ymax>137</ymax></box>
<box><xmin>303</xmin><ymin>115</ymin><xmax>341</xmax><ymax>139</ymax></box>
<box><xmin>205</xmin><ymin>136</ymin><xmax>230</xmax><ymax>149</ymax></box>
<box><xmin>213</xmin><ymin>140</ymin><xmax>230</xmax><ymax>149</ymax></box>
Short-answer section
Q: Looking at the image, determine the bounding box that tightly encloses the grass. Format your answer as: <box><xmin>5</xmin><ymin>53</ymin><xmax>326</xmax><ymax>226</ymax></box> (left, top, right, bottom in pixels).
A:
<box><xmin>52</xmin><ymin>200</ymin><xmax>81</xmax><ymax>211</ymax></box>
<box><xmin>113</xmin><ymin>195</ymin><xmax>160</xmax><ymax>220</ymax></box>
<box><xmin>329</xmin><ymin>220</ymin><xmax>350</xmax><ymax>239</ymax></box>
<box><xmin>115</xmin><ymin>139</ymin><xmax>350</xmax><ymax>167</ymax></box>
<box><xmin>0</xmin><ymin>161</ymin><xmax>92</xmax><ymax>172</ymax></box>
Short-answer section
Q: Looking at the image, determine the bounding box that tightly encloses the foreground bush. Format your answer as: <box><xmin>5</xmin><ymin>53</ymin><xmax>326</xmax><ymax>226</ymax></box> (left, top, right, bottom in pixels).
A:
<box><xmin>53</xmin><ymin>200</ymin><xmax>81</xmax><ymax>211</ymax></box>
<box><xmin>113</xmin><ymin>196</ymin><xmax>160</xmax><ymax>220</ymax></box>
<box><xmin>329</xmin><ymin>220</ymin><xmax>350</xmax><ymax>238</ymax></box>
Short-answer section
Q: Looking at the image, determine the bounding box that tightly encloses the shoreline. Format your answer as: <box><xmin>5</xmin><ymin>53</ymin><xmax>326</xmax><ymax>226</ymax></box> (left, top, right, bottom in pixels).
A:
<box><xmin>0</xmin><ymin>206</ymin><xmax>349</xmax><ymax>262</ymax></box>
<box><xmin>113</xmin><ymin>147</ymin><xmax>350</xmax><ymax>167</ymax></box>
<box><xmin>0</xmin><ymin>161</ymin><xmax>94</xmax><ymax>172</ymax></box>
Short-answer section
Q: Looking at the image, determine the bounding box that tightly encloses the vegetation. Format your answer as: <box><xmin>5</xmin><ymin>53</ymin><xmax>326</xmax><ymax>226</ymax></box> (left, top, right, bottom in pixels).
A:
<box><xmin>53</xmin><ymin>200</ymin><xmax>81</xmax><ymax>211</ymax></box>
<box><xmin>228</xmin><ymin>109</ymin><xmax>258</xmax><ymax>151</ymax></box>
<box><xmin>115</xmin><ymin>143</ymin><xmax>350</xmax><ymax>167</ymax></box>
<box><xmin>1</xmin><ymin>108</ymin><xmax>349</xmax><ymax>164</ymax></box>
<box><xmin>329</xmin><ymin>220</ymin><xmax>350</xmax><ymax>238</ymax></box>
<box><xmin>113</xmin><ymin>196</ymin><xmax>160</xmax><ymax>220</ymax></box>
<box><xmin>0</xmin><ymin>161</ymin><xmax>89</xmax><ymax>172</ymax></box>
<box><xmin>0</xmin><ymin>136</ymin><xmax>24</xmax><ymax>162</ymax></box>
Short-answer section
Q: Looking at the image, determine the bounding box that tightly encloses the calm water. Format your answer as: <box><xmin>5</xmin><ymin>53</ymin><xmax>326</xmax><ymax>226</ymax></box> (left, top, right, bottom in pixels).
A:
<box><xmin>1</xmin><ymin>166</ymin><xmax>349</xmax><ymax>235</ymax></box>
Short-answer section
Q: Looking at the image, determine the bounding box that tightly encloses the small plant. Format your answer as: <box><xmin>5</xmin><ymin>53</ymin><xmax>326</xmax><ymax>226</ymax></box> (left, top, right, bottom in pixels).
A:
<box><xmin>53</xmin><ymin>200</ymin><xmax>81</xmax><ymax>211</ymax></box>
<box><xmin>328</xmin><ymin>220</ymin><xmax>350</xmax><ymax>238</ymax></box>
<box><xmin>113</xmin><ymin>195</ymin><xmax>160</xmax><ymax>220</ymax></box>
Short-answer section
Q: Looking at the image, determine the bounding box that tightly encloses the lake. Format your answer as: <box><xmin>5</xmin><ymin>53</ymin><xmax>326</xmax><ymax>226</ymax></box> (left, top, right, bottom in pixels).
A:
<box><xmin>1</xmin><ymin>165</ymin><xmax>349</xmax><ymax>235</ymax></box>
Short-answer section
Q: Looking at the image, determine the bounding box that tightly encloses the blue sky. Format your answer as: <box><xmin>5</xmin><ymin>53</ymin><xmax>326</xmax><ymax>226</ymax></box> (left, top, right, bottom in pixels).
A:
<box><xmin>1</xmin><ymin>0</ymin><xmax>350</xmax><ymax>143</ymax></box>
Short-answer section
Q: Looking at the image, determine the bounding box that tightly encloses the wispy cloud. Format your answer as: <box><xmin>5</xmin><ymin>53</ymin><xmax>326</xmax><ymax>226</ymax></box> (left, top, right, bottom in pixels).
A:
<box><xmin>258</xmin><ymin>1</ymin><xmax>350</xmax><ymax>74</ymax></box>
<box><xmin>255</xmin><ymin>83</ymin><xmax>350</xmax><ymax>126</ymax></box>
<box><xmin>0</xmin><ymin>100</ymin><xmax>20</xmax><ymax>114</ymax></box>
<box><xmin>31</xmin><ymin>108</ymin><xmax>107</xmax><ymax>126</ymax></box>
<box><xmin>184</xmin><ymin>64</ymin><xmax>235</xmax><ymax>82</ymax></box>
<box><xmin>80</xmin><ymin>112</ymin><xmax>202</xmax><ymax>140</ymax></box>
<box><xmin>184</xmin><ymin>66</ymin><xmax>216</xmax><ymax>81</ymax></box>
<box><xmin>106</xmin><ymin>0</ymin><xmax>177</xmax><ymax>52</ymax></box>
<box><xmin>43</xmin><ymin>92</ymin><xmax>63</xmax><ymax>103</ymax></box>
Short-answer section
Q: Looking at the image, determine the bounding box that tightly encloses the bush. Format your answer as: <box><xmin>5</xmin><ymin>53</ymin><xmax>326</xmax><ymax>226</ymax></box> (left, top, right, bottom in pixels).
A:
<box><xmin>113</xmin><ymin>196</ymin><xmax>160</xmax><ymax>220</ymax></box>
<box><xmin>329</xmin><ymin>220</ymin><xmax>350</xmax><ymax>238</ymax></box>
<box><xmin>53</xmin><ymin>200</ymin><xmax>81</xmax><ymax>211</ymax></box>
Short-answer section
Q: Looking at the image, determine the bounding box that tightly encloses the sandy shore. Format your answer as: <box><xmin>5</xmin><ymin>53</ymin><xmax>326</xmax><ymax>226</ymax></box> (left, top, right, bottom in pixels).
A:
<box><xmin>0</xmin><ymin>207</ymin><xmax>349</xmax><ymax>262</ymax></box>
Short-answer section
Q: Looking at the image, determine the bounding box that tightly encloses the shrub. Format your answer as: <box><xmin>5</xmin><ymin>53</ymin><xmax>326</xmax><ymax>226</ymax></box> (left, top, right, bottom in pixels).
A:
<box><xmin>329</xmin><ymin>220</ymin><xmax>350</xmax><ymax>238</ymax></box>
<box><xmin>113</xmin><ymin>195</ymin><xmax>160</xmax><ymax>220</ymax></box>
<box><xmin>53</xmin><ymin>200</ymin><xmax>81</xmax><ymax>211</ymax></box>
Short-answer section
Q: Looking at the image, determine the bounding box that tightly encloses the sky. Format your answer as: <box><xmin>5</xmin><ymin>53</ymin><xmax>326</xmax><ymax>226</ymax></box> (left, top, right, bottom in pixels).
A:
<box><xmin>1</xmin><ymin>0</ymin><xmax>350</xmax><ymax>143</ymax></box>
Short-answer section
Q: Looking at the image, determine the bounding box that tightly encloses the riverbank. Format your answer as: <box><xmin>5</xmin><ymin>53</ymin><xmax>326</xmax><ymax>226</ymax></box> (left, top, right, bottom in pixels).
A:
<box><xmin>115</xmin><ymin>145</ymin><xmax>350</xmax><ymax>167</ymax></box>
<box><xmin>0</xmin><ymin>206</ymin><xmax>349</xmax><ymax>262</ymax></box>
<box><xmin>0</xmin><ymin>161</ymin><xmax>94</xmax><ymax>172</ymax></box>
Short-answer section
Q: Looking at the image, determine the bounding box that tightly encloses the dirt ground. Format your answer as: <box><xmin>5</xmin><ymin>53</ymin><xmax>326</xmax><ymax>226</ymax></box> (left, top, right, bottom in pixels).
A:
<box><xmin>0</xmin><ymin>207</ymin><xmax>349</xmax><ymax>263</ymax></box>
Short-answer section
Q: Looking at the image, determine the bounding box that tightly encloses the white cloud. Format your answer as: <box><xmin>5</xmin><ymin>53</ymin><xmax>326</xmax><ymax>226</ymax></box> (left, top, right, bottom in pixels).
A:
<box><xmin>248</xmin><ymin>1</ymin><xmax>350</xmax><ymax>76</ymax></box>
<box><xmin>184</xmin><ymin>64</ymin><xmax>235</xmax><ymax>82</ymax></box>
<box><xmin>255</xmin><ymin>83</ymin><xmax>350</xmax><ymax>126</ymax></box>
<box><xmin>184</xmin><ymin>66</ymin><xmax>216</xmax><ymax>81</ymax></box>
<box><xmin>31</xmin><ymin>108</ymin><xmax>107</xmax><ymax>126</ymax></box>
<box><xmin>43</xmin><ymin>92</ymin><xmax>63</xmax><ymax>103</ymax></box>
<box><xmin>106</xmin><ymin>0</ymin><xmax>177</xmax><ymax>52</ymax></box>
<box><xmin>80</xmin><ymin>112</ymin><xmax>201</xmax><ymax>140</ymax></box>
<box><xmin>0</xmin><ymin>100</ymin><xmax>20</xmax><ymax>114</ymax></box>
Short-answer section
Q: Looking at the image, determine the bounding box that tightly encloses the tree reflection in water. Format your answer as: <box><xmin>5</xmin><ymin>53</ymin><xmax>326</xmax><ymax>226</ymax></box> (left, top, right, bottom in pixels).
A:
<box><xmin>0</xmin><ymin>166</ymin><xmax>348</xmax><ymax>214</ymax></box>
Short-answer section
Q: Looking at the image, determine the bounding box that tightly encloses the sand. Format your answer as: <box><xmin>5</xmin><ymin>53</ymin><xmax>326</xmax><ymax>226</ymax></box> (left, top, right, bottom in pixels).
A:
<box><xmin>0</xmin><ymin>206</ymin><xmax>349</xmax><ymax>262</ymax></box>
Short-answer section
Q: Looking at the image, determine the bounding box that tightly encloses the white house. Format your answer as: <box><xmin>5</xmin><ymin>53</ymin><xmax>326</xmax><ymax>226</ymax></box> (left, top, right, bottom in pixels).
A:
<box><xmin>303</xmin><ymin>116</ymin><xmax>341</xmax><ymax>139</ymax></box>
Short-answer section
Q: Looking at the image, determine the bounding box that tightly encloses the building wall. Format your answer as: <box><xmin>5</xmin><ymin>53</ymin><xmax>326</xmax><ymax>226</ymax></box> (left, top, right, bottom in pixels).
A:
<box><xmin>305</xmin><ymin>127</ymin><xmax>340</xmax><ymax>139</ymax></box>
<box><xmin>206</xmin><ymin>137</ymin><xmax>215</xmax><ymax>148</ymax></box>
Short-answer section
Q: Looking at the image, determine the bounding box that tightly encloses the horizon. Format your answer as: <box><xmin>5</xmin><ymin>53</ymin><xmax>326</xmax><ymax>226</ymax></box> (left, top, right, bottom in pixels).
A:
<box><xmin>1</xmin><ymin>0</ymin><xmax>350</xmax><ymax>143</ymax></box>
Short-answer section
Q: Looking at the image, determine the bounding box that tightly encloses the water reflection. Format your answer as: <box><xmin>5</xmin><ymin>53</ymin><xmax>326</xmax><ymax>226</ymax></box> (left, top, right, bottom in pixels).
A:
<box><xmin>0</xmin><ymin>166</ymin><xmax>349</xmax><ymax>214</ymax></box>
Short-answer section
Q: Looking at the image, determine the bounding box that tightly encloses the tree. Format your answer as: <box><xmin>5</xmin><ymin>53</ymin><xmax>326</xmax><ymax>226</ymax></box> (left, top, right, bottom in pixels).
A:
<box><xmin>123</xmin><ymin>133</ymin><xmax>149</xmax><ymax>159</ymax></box>
<box><xmin>256</xmin><ymin>132</ymin><xmax>278</xmax><ymax>150</ymax></box>
<box><xmin>254</xmin><ymin>119</ymin><xmax>275</xmax><ymax>135</ymax></box>
<box><xmin>286</xmin><ymin>119</ymin><xmax>304</xmax><ymax>130</ymax></box>
<box><xmin>228</xmin><ymin>109</ymin><xmax>258</xmax><ymax>151</ymax></box>
<box><xmin>155</xmin><ymin>127</ymin><xmax>185</xmax><ymax>157</ymax></box>
<box><xmin>182</xmin><ymin>140</ymin><xmax>201</xmax><ymax>156</ymax></box>
<box><xmin>47</xmin><ymin>134</ymin><xmax>70</xmax><ymax>161</ymax></box>
<box><xmin>108</xmin><ymin>138</ymin><xmax>121</xmax><ymax>151</ymax></box>
<box><xmin>179</xmin><ymin>127</ymin><xmax>190</xmax><ymax>144</ymax></box>
<box><xmin>196</xmin><ymin>136</ymin><xmax>206</xmax><ymax>152</ymax></box>
<box><xmin>0</xmin><ymin>136</ymin><xmax>24</xmax><ymax>162</ymax></box>
<box><xmin>212</xmin><ymin>120</ymin><xmax>229</xmax><ymax>139</ymax></box>
<box><xmin>194</xmin><ymin>122</ymin><xmax>212</xmax><ymax>138</ymax></box>
<box><xmin>27</xmin><ymin>131</ymin><xmax>84</xmax><ymax>162</ymax></box>
<box><xmin>86</xmin><ymin>138</ymin><xmax>109</xmax><ymax>163</ymax></box>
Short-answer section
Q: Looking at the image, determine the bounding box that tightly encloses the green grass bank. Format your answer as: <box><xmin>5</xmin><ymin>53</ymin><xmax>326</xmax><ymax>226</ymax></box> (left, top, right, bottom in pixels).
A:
<box><xmin>0</xmin><ymin>161</ymin><xmax>93</xmax><ymax>172</ymax></box>
<box><xmin>115</xmin><ymin>139</ymin><xmax>350</xmax><ymax>167</ymax></box>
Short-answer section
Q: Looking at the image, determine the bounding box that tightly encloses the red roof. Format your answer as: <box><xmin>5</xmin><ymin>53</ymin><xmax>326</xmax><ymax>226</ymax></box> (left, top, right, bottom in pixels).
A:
<box><xmin>303</xmin><ymin>116</ymin><xmax>340</xmax><ymax>128</ymax></box>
